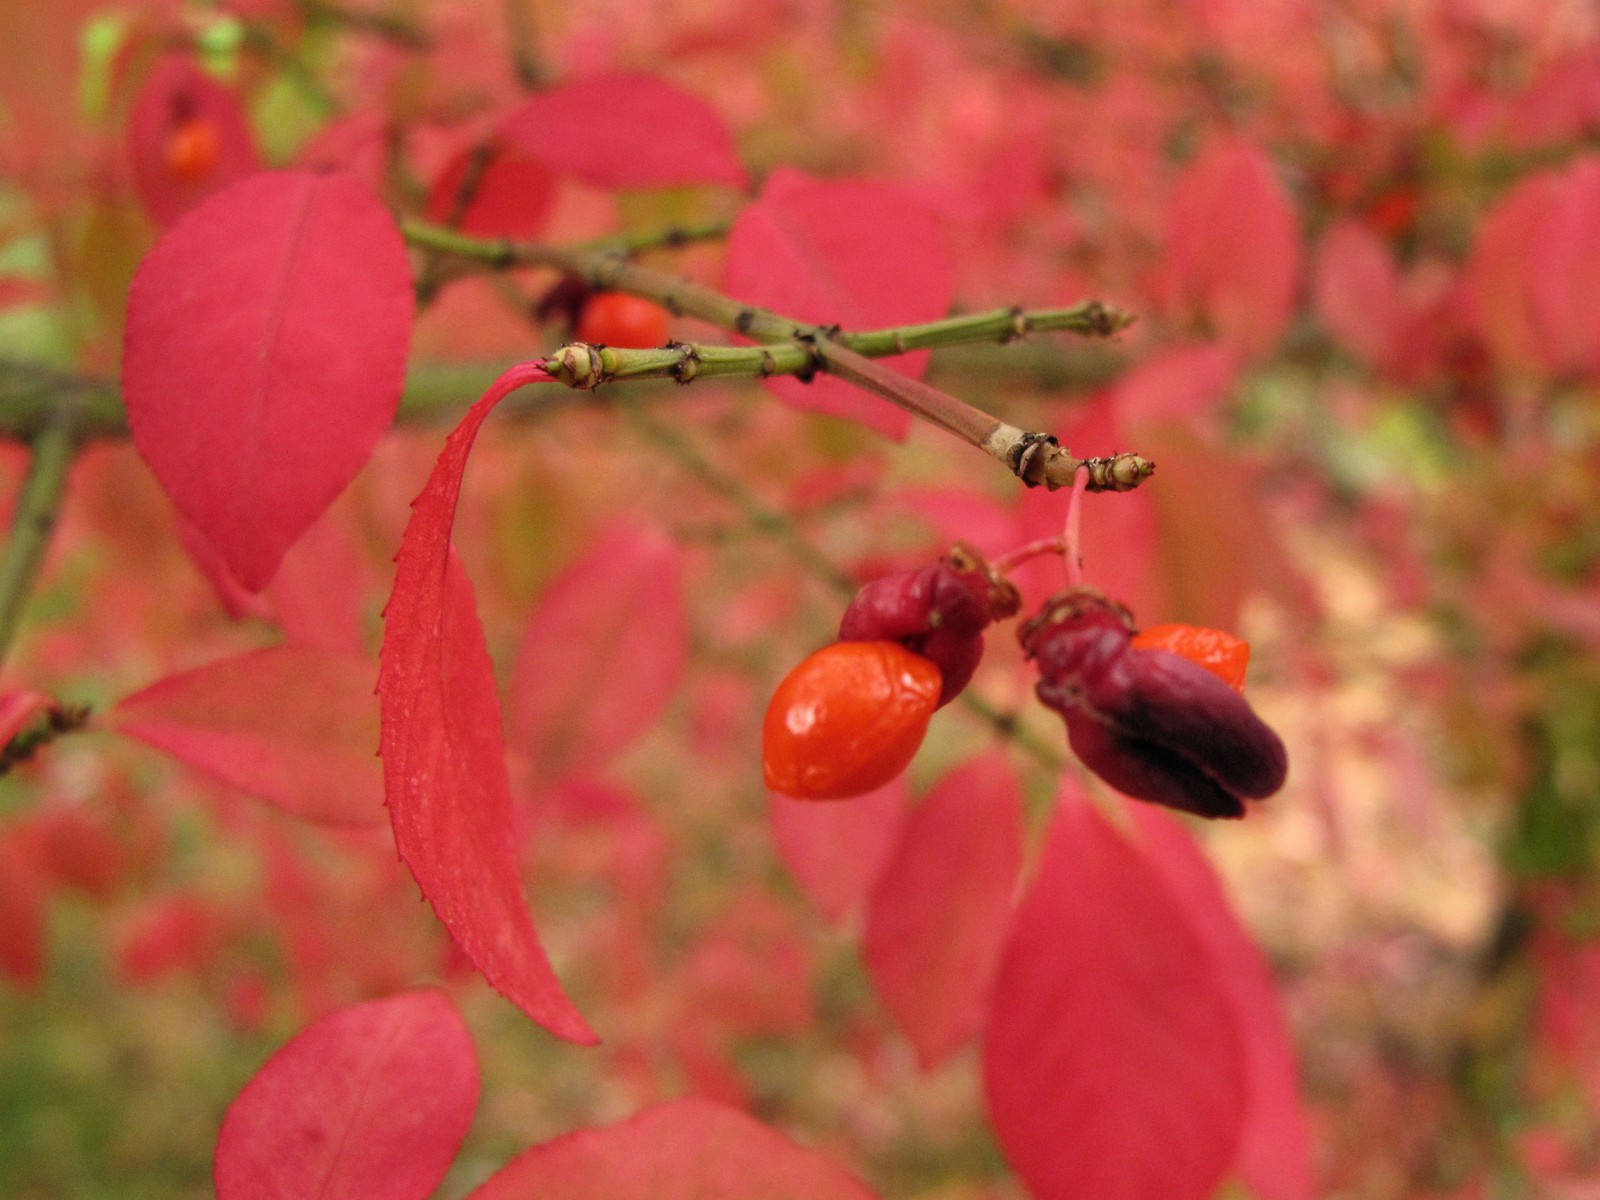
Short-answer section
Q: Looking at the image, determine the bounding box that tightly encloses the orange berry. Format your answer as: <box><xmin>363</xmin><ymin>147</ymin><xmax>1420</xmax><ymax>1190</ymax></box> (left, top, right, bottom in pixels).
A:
<box><xmin>163</xmin><ymin>117</ymin><xmax>222</xmax><ymax>183</ymax></box>
<box><xmin>575</xmin><ymin>292</ymin><xmax>671</xmax><ymax>348</ymax></box>
<box><xmin>763</xmin><ymin>641</ymin><xmax>942</xmax><ymax>801</ymax></box>
<box><xmin>1131</xmin><ymin>623</ymin><xmax>1250</xmax><ymax>693</ymax></box>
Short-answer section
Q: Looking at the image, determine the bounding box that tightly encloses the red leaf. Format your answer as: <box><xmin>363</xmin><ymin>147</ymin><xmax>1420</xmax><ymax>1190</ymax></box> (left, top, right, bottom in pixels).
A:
<box><xmin>0</xmin><ymin>827</ymin><xmax>45</xmax><ymax>986</ymax></box>
<box><xmin>110</xmin><ymin>645</ymin><xmax>386</xmax><ymax>828</ymax></box>
<box><xmin>265</xmin><ymin>507</ymin><xmax>375</xmax><ymax>656</ymax></box>
<box><xmin>425</xmin><ymin>143</ymin><xmax>557</xmax><ymax>238</ymax></box>
<box><xmin>378</xmin><ymin>364</ymin><xmax>596</xmax><ymax>1044</ymax></box>
<box><xmin>467</xmin><ymin>1098</ymin><xmax>877</xmax><ymax>1200</ymax></box>
<box><xmin>31</xmin><ymin>808</ymin><xmax>124</xmax><ymax>900</ymax></box>
<box><xmin>509</xmin><ymin>523</ymin><xmax>688</xmax><ymax>784</ymax></box>
<box><xmin>1530</xmin><ymin>157</ymin><xmax>1600</xmax><ymax>377</ymax></box>
<box><xmin>863</xmin><ymin>754</ymin><xmax>1023</xmax><ymax>1067</ymax></box>
<box><xmin>1167</xmin><ymin>138</ymin><xmax>1299</xmax><ymax>359</ymax></box>
<box><xmin>1466</xmin><ymin>169</ymin><xmax>1560</xmax><ymax>377</ymax></box>
<box><xmin>982</xmin><ymin>789</ymin><xmax>1247</xmax><ymax>1200</ymax></box>
<box><xmin>214</xmin><ymin>990</ymin><xmax>478</xmax><ymax>1200</ymax></box>
<box><xmin>123</xmin><ymin>170</ymin><xmax>414</xmax><ymax>591</ymax></box>
<box><xmin>0</xmin><ymin>688</ymin><xmax>51</xmax><ymax>745</ymax></box>
<box><xmin>769</xmin><ymin>777</ymin><xmax>908</xmax><ymax>924</ymax></box>
<box><xmin>127</xmin><ymin>54</ymin><xmax>262</xmax><ymax>228</ymax></box>
<box><xmin>723</xmin><ymin>168</ymin><xmax>954</xmax><ymax>439</ymax></box>
<box><xmin>1128</xmin><ymin>806</ymin><xmax>1313</xmax><ymax>1200</ymax></box>
<box><xmin>498</xmin><ymin>72</ymin><xmax>747</xmax><ymax>191</ymax></box>
<box><xmin>115</xmin><ymin>892</ymin><xmax>224</xmax><ymax>985</ymax></box>
<box><xmin>177</xmin><ymin>516</ymin><xmax>274</xmax><ymax>621</ymax></box>
<box><xmin>1111</xmin><ymin>342</ymin><xmax>1240</xmax><ymax>433</ymax></box>
<box><xmin>1312</xmin><ymin>219</ymin><xmax>1403</xmax><ymax>371</ymax></box>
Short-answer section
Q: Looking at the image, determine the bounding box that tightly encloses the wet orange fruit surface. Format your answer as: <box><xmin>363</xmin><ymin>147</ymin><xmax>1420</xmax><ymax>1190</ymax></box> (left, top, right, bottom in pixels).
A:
<box><xmin>762</xmin><ymin>641</ymin><xmax>943</xmax><ymax>800</ymax></box>
<box><xmin>1130</xmin><ymin>623</ymin><xmax>1250</xmax><ymax>693</ymax></box>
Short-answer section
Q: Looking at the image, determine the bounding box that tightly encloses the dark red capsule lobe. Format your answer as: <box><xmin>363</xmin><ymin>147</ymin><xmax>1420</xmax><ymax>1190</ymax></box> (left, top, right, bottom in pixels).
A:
<box><xmin>838</xmin><ymin>543</ymin><xmax>1020</xmax><ymax>706</ymax></box>
<box><xmin>1020</xmin><ymin>589</ymin><xmax>1288</xmax><ymax>819</ymax></box>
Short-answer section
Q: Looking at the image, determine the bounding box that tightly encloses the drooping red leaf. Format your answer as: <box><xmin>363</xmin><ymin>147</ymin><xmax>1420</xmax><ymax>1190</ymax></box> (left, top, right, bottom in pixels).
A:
<box><xmin>214</xmin><ymin>990</ymin><xmax>479</xmax><ymax>1200</ymax></box>
<box><xmin>863</xmin><ymin>753</ymin><xmax>1023</xmax><ymax>1067</ymax></box>
<box><xmin>425</xmin><ymin>143</ymin><xmax>557</xmax><ymax>238</ymax></box>
<box><xmin>723</xmin><ymin>167</ymin><xmax>954</xmax><ymax>439</ymax></box>
<box><xmin>982</xmin><ymin>788</ymin><xmax>1247</xmax><ymax>1200</ymax></box>
<box><xmin>127</xmin><ymin>54</ymin><xmax>262</xmax><ymax>228</ymax></box>
<box><xmin>123</xmin><ymin>170</ymin><xmax>414</xmax><ymax>591</ymax></box>
<box><xmin>1128</xmin><ymin>805</ymin><xmax>1313</xmax><ymax>1200</ymax></box>
<box><xmin>110</xmin><ymin>645</ymin><xmax>386</xmax><ymax>828</ymax></box>
<box><xmin>1166</xmin><ymin>137</ymin><xmax>1299</xmax><ymax>359</ymax></box>
<box><xmin>1312</xmin><ymin>219</ymin><xmax>1403</xmax><ymax>371</ymax></box>
<box><xmin>509</xmin><ymin>523</ymin><xmax>689</xmax><ymax>785</ymax></box>
<box><xmin>467</xmin><ymin>1098</ymin><xmax>877</xmax><ymax>1200</ymax></box>
<box><xmin>498</xmin><ymin>72</ymin><xmax>747</xmax><ymax>191</ymax></box>
<box><xmin>769</xmin><ymin>777</ymin><xmax>908</xmax><ymax>924</ymax></box>
<box><xmin>378</xmin><ymin>363</ymin><xmax>596</xmax><ymax>1044</ymax></box>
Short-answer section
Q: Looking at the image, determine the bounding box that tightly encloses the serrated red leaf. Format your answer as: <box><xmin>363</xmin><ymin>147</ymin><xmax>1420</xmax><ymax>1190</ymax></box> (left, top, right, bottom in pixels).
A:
<box><xmin>1128</xmin><ymin>805</ymin><xmax>1312</xmax><ymax>1200</ymax></box>
<box><xmin>498</xmin><ymin>72</ymin><xmax>747</xmax><ymax>191</ymax></box>
<box><xmin>509</xmin><ymin>523</ymin><xmax>688</xmax><ymax>785</ymax></box>
<box><xmin>127</xmin><ymin>54</ymin><xmax>262</xmax><ymax>228</ymax></box>
<box><xmin>110</xmin><ymin>645</ymin><xmax>386</xmax><ymax>828</ymax></box>
<box><xmin>769</xmin><ymin>777</ymin><xmax>908</xmax><ymax>924</ymax></box>
<box><xmin>864</xmin><ymin>754</ymin><xmax>1022</xmax><ymax>1067</ymax></box>
<box><xmin>378</xmin><ymin>363</ymin><xmax>596</xmax><ymax>1044</ymax></box>
<box><xmin>467</xmin><ymin>1098</ymin><xmax>877</xmax><ymax>1200</ymax></box>
<box><xmin>123</xmin><ymin>170</ymin><xmax>413</xmax><ymax>591</ymax></box>
<box><xmin>1167</xmin><ymin>138</ymin><xmax>1299</xmax><ymax>359</ymax></box>
<box><xmin>724</xmin><ymin>168</ymin><xmax>954</xmax><ymax>439</ymax></box>
<box><xmin>982</xmin><ymin>789</ymin><xmax>1247</xmax><ymax>1200</ymax></box>
<box><xmin>214</xmin><ymin>990</ymin><xmax>478</xmax><ymax>1200</ymax></box>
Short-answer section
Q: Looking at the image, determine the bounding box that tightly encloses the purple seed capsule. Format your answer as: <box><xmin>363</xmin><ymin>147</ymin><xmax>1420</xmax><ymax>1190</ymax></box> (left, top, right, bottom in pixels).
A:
<box><xmin>1019</xmin><ymin>588</ymin><xmax>1288</xmax><ymax>819</ymax></box>
<box><xmin>837</xmin><ymin>544</ymin><xmax>1020</xmax><ymax>706</ymax></box>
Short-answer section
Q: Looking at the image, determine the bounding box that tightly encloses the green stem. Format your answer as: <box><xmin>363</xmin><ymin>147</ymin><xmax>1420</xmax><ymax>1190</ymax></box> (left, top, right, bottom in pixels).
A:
<box><xmin>401</xmin><ymin>219</ymin><xmax>1149</xmax><ymax>491</ymax></box>
<box><xmin>0</xmin><ymin>359</ymin><xmax>672</xmax><ymax>442</ymax></box>
<box><xmin>571</xmin><ymin>217</ymin><xmax>735</xmax><ymax>257</ymax></box>
<box><xmin>0</xmin><ymin>420</ymin><xmax>78</xmax><ymax>672</ymax></box>
<box><xmin>544</xmin><ymin>332</ymin><xmax>1152</xmax><ymax>492</ymax></box>
<box><xmin>540</xmin><ymin>302</ymin><xmax>1123</xmax><ymax>386</ymax></box>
